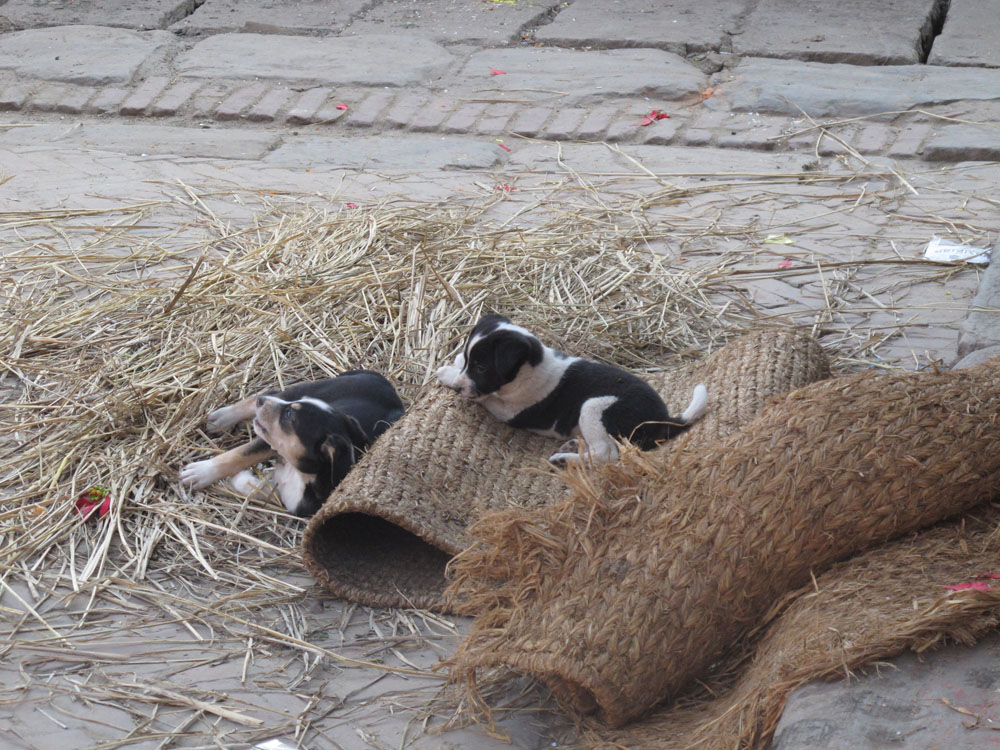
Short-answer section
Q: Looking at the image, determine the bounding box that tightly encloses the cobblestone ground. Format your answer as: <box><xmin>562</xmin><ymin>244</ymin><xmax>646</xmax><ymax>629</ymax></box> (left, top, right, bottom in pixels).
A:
<box><xmin>1</xmin><ymin>2</ymin><xmax>998</xmax><ymax>749</ymax></box>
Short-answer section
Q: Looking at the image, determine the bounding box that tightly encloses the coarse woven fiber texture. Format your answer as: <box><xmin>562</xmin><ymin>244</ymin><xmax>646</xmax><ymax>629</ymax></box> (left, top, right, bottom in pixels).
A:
<box><xmin>301</xmin><ymin>328</ymin><xmax>831</xmax><ymax>613</ymax></box>
<box><xmin>579</xmin><ymin>502</ymin><xmax>1000</xmax><ymax>750</ymax></box>
<box><xmin>447</xmin><ymin>356</ymin><xmax>1000</xmax><ymax>728</ymax></box>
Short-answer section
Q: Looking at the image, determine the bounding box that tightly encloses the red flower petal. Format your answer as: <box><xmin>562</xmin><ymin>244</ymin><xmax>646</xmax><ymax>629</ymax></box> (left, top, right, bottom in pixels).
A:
<box><xmin>345</xmin><ymin>202</ymin><xmax>359</xmax><ymax>209</ymax></box>
<box><xmin>778</xmin><ymin>259</ymin><xmax>794</xmax><ymax>268</ymax></box>
<box><xmin>945</xmin><ymin>581</ymin><xmax>992</xmax><ymax>591</ymax></box>
<box><xmin>497</xmin><ymin>143</ymin><xmax>511</xmax><ymax>152</ymax></box>
<box><xmin>490</xmin><ymin>68</ymin><xmax>506</xmax><ymax>76</ymax></box>
<box><xmin>74</xmin><ymin>487</ymin><xmax>112</xmax><ymax>519</ymax></box>
<box><xmin>336</xmin><ymin>103</ymin><xmax>349</xmax><ymax>111</ymax></box>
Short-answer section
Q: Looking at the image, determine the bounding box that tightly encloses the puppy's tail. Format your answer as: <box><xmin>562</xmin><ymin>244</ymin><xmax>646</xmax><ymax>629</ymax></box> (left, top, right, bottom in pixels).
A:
<box><xmin>680</xmin><ymin>383</ymin><xmax>708</xmax><ymax>424</ymax></box>
<box><xmin>637</xmin><ymin>384</ymin><xmax>708</xmax><ymax>447</ymax></box>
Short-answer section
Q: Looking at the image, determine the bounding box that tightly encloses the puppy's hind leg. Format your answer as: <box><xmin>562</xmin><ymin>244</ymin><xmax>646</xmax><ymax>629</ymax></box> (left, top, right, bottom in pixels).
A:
<box><xmin>205</xmin><ymin>395</ymin><xmax>259</xmax><ymax>434</ymax></box>
<box><xmin>548</xmin><ymin>396</ymin><xmax>620</xmax><ymax>465</ymax></box>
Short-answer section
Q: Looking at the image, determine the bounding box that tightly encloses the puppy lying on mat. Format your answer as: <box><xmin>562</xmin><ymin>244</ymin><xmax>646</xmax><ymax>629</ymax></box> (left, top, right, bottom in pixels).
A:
<box><xmin>437</xmin><ymin>314</ymin><xmax>707</xmax><ymax>463</ymax></box>
<box><xmin>181</xmin><ymin>371</ymin><xmax>404</xmax><ymax>517</ymax></box>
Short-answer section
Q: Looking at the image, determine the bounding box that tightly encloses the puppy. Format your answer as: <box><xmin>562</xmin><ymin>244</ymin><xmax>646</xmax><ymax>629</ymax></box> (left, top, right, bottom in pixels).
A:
<box><xmin>436</xmin><ymin>315</ymin><xmax>707</xmax><ymax>464</ymax></box>
<box><xmin>180</xmin><ymin>370</ymin><xmax>404</xmax><ymax>517</ymax></box>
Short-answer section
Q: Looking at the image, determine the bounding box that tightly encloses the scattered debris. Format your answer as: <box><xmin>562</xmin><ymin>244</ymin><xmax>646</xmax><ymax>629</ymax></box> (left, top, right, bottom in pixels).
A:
<box><xmin>924</xmin><ymin>235</ymin><xmax>991</xmax><ymax>264</ymax></box>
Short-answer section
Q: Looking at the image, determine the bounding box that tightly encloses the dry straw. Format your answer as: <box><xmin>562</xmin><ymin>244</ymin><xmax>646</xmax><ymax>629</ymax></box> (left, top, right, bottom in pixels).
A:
<box><xmin>447</xmin><ymin>355</ymin><xmax>1000</xmax><ymax>728</ymax></box>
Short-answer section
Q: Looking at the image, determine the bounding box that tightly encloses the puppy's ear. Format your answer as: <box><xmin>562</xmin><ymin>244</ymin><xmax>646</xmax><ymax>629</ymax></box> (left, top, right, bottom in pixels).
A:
<box><xmin>493</xmin><ymin>333</ymin><xmax>533</xmax><ymax>382</ymax></box>
<box><xmin>341</xmin><ymin>414</ymin><xmax>369</xmax><ymax>453</ymax></box>
<box><xmin>321</xmin><ymin>435</ymin><xmax>357</xmax><ymax>489</ymax></box>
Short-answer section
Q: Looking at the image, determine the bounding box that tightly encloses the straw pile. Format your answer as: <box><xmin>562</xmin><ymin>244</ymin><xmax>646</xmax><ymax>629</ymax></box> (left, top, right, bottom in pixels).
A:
<box><xmin>301</xmin><ymin>328</ymin><xmax>831</xmax><ymax>612</ymax></box>
<box><xmin>447</xmin><ymin>356</ymin><xmax>1000</xmax><ymax>728</ymax></box>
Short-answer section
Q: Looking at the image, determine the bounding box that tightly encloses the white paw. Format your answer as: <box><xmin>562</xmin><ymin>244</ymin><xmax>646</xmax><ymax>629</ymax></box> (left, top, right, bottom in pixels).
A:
<box><xmin>229</xmin><ymin>470</ymin><xmax>268</xmax><ymax>496</ymax></box>
<box><xmin>548</xmin><ymin>452</ymin><xmax>580</xmax><ymax>466</ymax></box>
<box><xmin>179</xmin><ymin>459</ymin><xmax>221</xmax><ymax>490</ymax></box>
<box><xmin>205</xmin><ymin>405</ymin><xmax>242</xmax><ymax>434</ymax></box>
<box><xmin>557</xmin><ymin>438</ymin><xmax>580</xmax><ymax>454</ymax></box>
<box><xmin>436</xmin><ymin>364</ymin><xmax>461</xmax><ymax>388</ymax></box>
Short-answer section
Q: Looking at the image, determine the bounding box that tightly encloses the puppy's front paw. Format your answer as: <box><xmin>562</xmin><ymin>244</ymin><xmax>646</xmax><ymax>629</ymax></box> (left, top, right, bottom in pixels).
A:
<box><xmin>205</xmin><ymin>405</ymin><xmax>241</xmax><ymax>434</ymax></box>
<box><xmin>180</xmin><ymin>459</ymin><xmax>221</xmax><ymax>490</ymax></box>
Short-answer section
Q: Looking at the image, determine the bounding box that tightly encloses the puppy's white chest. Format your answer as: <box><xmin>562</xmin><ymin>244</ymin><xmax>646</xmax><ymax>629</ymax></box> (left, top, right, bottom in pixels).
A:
<box><xmin>273</xmin><ymin>461</ymin><xmax>313</xmax><ymax>514</ymax></box>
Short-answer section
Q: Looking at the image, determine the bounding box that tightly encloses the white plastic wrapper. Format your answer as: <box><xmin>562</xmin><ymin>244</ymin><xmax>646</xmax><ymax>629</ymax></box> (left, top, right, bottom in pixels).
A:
<box><xmin>253</xmin><ymin>740</ymin><xmax>300</xmax><ymax>750</ymax></box>
<box><xmin>924</xmin><ymin>235</ymin><xmax>991</xmax><ymax>265</ymax></box>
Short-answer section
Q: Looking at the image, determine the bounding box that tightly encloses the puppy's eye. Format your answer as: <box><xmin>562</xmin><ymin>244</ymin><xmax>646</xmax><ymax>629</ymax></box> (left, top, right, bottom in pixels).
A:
<box><xmin>281</xmin><ymin>406</ymin><xmax>294</xmax><ymax>421</ymax></box>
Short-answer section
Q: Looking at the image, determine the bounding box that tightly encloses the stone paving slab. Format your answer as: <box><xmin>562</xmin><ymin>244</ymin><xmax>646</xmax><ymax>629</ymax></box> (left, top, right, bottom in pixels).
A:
<box><xmin>0</xmin><ymin>0</ymin><xmax>193</xmax><ymax>31</ymax></box>
<box><xmin>344</xmin><ymin>0</ymin><xmax>560</xmax><ymax>47</ymax></box>
<box><xmin>175</xmin><ymin>32</ymin><xmax>455</xmax><ymax>87</ymax></box>
<box><xmin>0</xmin><ymin>122</ymin><xmax>279</xmax><ymax>160</ymax></box>
<box><xmin>264</xmin><ymin>133</ymin><xmax>506</xmax><ymax>170</ymax></box>
<box><xmin>170</xmin><ymin>0</ymin><xmax>367</xmax><ymax>36</ymax></box>
<box><xmin>0</xmin><ymin>26</ymin><xmax>173</xmax><ymax>85</ymax></box>
<box><xmin>923</xmin><ymin>122</ymin><xmax>1000</xmax><ymax>162</ymax></box>
<box><xmin>533</xmin><ymin>0</ymin><xmax>746</xmax><ymax>55</ymax></box>
<box><xmin>461</xmin><ymin>47</ymin><xmax>707</xmax><ymax>104</ymax></box>
<box><xmin>773</xmin><ymin>634</ymin><xmax>1000</xmax><ymax>749</ymax></box>
<box><xmin>733</xmin><ymin>0</ymin><xmax>941</xmax><ymax>65</ymax></box>
<box><xmin>716</xmin><ymin>57</ymin><xmax>1000</xmax><ymax>116</ymax></box>
<box><xmin>928</xmin><ymin>0</ymin><xmax>1000</xmax><ymax>68</ymax></box>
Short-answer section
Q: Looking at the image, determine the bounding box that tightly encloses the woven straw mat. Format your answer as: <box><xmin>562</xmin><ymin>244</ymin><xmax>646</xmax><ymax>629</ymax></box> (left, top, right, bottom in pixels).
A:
<box><xmin>301</xmin><ymin>328</ymin><xmax>831</xmax><ymax>612</ymax></box>
<box><xmin>447</xmin><ymin>353</ymin><xmax>1000</xmax><ymax>728</ymax></box>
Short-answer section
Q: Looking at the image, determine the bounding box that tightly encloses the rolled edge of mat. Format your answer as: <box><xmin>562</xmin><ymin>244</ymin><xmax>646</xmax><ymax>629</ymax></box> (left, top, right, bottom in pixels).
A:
<box><xmin>302</xmin><ymin>498</ymin><xmax>462</xmax><ymax>612</ymax></box>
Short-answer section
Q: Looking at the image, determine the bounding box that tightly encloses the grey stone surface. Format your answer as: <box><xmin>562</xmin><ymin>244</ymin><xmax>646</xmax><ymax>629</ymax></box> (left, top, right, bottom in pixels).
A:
<box><xmin>733</xmin><ymin>0</ymin><xmax>941</xmax><ymax>65</ymax></box>
<box><xmin>928</xmin><ymin>0</ymin><xmax>1000</xmax><ymax>68</ymax></box>
<box><xmin>718</xmin><ymin>57</ymin><xmax>1000</xmax><ymax>116</ymax></box>
<box><xmin>170</xmin><ymin>0</ymin><xmax>367</xmax><ymax>35</ymax></box>
<box><xmin>0</xmin><ymin>26</ymin><xmax>173</xmax><ymax>85</ymax></box>
<box><xmin>0</xmin><ymin>0</ymin><xmax>193</xmax><ymax>30</ymax></box>
<box><xmin>175</xmin><ymin>33</ymin><xmax>455</xmax><ymax>86</ymax></box>
<box><xmin>534</xmin><ymin>0</ymin><xmax>746</xmax><ymax>54</ymax></box>
<box><xmin>461</xmin><ymin>47</ymin><xmax>706</xmax><ymax>104</ymax></box>
<box><xmin>773</xmin><ymin>634</ymin><xmax>1000</xmax><ymax>749</ymax></box>
<box><xmin>344</xmin><ymin>0</ymin><xmax>559</xmax><ymax>46</ymax></box>
<box><xmin>953</xmin><ymin>343</ymin><xmax>1000</xmax><ymax>369</ymax></box>
<box><xmin>0</xmin><ymin>122</ymin><xmax>278</xmax><ymax>160</ymax></box>
<box><xmin>957</xmin><ymin>240</ymin><xmax>1000</xmax><ymax>356</ymax></box>
<box><xmin>264</xmin><ymin>134</ymin><xmax>505</xmax><ymax>170</ymax></box>
<box><xmin>923</xmin><ymin>123</ymin><xmax>1000</xmax><ymax>162</ymax></box>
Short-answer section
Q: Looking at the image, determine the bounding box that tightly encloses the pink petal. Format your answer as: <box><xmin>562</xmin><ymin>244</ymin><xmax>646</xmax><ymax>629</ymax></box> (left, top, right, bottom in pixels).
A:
<box><xmin>336</xmin><ymin>103</ymin><xmax>349</xmax><ymax>111</ymax></box>
<box><xmin>778</xmin><ymin>259</ymin><xmax>794</xmax><ymax>268</ymax></box>
<box><xmin>490</xmin><ymin>68</ymin><xmax>506</xmax><ymax>76</ymax></box>
<box><xmin>945</xmin><ymin>581</ymin><xmax>992</xmax><ymax>591</ymax></box>
<box><xmin>497</xmin><ymin>143</ymin><xmax>511</xmax><ymax>152</ymax></box>
<box><xmin>345</xmin><ymin>202</ymin><xmax>359</xmax><ymax>209</ymax></box>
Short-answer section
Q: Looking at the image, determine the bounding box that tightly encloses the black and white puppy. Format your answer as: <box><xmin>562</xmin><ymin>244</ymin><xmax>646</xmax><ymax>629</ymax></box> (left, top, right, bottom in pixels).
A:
<box><xmin>180</xmin><ymin>370</ymin><xmax>404</xmax><ymax>517</ymax></box>
<box><xmin>436</xmin><ymin>315</ymin><xmax>707</xmax><ymax>464</ymax></box>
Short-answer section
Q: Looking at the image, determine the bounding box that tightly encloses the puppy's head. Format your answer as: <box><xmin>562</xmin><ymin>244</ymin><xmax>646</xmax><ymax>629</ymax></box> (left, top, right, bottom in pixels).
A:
<box><xmin>448</xmin><ymin>315</ymin><xmax>543</xmax><ymax>398</ymax></box>
<box><xmin>253</xmin><ymin>396</ymin><xmax>368</xmax><ymax>480</ymax></box>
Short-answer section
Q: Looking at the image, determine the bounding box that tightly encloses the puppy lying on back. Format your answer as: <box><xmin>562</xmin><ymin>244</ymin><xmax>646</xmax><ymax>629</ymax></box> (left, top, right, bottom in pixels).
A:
<box><xmin>180</xmin><ymin>370</ymin><xmax>404</xmax><ymax>517</ymax></box>
<box><xmin>437</xmin><ymin>315</ymin><xmax>707</xmax><ymax>464</ymax></box>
